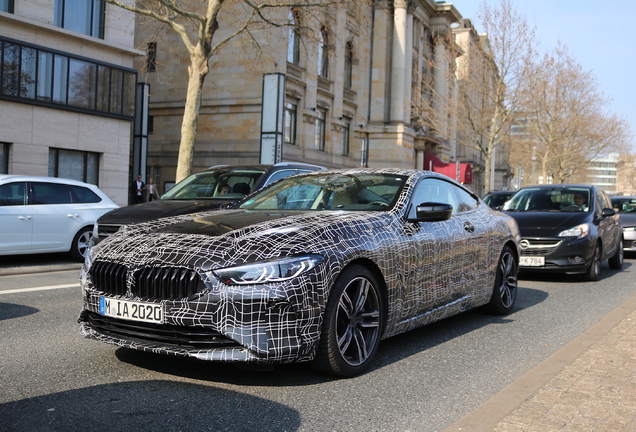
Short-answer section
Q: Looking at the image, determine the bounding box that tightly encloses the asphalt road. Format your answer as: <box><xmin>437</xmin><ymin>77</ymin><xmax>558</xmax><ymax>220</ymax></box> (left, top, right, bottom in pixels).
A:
<box><xmin>1</xmin><ymin>255</ymin><xmax>636</xmax><ymax>431</ymax></box>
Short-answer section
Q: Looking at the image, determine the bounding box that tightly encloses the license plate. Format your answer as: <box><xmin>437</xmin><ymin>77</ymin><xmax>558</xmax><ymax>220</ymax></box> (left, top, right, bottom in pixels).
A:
<box><xmin>99</xmin><ymin>297</ymin><xmax>163</xmax><ymax>324</ymax></box>
<box><xmin>520</xmin><ymin>256</ymin><xmax>545</xmax><ymax>267</ymax></box>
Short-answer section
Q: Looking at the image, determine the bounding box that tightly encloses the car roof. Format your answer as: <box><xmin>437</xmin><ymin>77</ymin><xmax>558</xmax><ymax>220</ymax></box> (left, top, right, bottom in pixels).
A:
<box><xmin>518</xmin><ymin>184</ymin><xmax>594</xmax><ymax>190</ymax></box>
<box><xmin>0</xmin><ymin>174</ymin><xmax>98</xmax><ymax>187</ymax></box>
<box><xmin>204</xmin><ymin>162</ymin><xmax>326</xmax><ymax>172</ymax></box>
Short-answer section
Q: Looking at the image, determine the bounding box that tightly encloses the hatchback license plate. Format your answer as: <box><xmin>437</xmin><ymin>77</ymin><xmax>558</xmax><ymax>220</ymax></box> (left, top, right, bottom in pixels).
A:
<box><xmin>520</xmin><ymin>256</ymin><xmax>545</xmax><ymax>267</ymax></box>
<box><xmin>99</xmin><ymin>297</ymin><xmax>163</xmax><ymax>324</ymax></box>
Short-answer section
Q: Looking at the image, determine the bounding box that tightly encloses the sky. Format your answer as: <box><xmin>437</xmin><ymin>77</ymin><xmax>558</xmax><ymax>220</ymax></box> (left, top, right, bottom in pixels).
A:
<box><xmin>449</xmin><ymin>0</ymin><xmax>636</xmax><ymax>151</ymax></box>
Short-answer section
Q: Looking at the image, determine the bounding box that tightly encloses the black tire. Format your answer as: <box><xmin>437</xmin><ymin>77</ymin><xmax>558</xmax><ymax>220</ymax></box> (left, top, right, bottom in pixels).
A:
<box><xmin>70</xmin><ymin>226</ymin><xmax>92</xmax><ymax>262</ymax></box>
<box><xmin>483</xmin><ymin>245</ymin><xmax>518</xmax><ymax>315</ymax></box>
<box><xmin>608</xmin><ymin>238</ymin><xmax>624</xmax><ymax>270</ymax></box>
<box><xmin>585</xmin><ymin>243</ymin><xmax>601</xmax><ymax>281</ymax></box>
<box><xmin>310</xmin><ymin>265</ymin><xmax>385</xmax><ymax>377</ymax></box>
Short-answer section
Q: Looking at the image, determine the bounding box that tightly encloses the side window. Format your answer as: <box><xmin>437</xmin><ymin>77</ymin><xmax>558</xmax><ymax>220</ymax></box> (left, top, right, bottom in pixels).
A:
<box><xmin>409</xmin><ymin>178</ymin><xmax>459</xmax><ymax>218</ymax></box>
<box><xmin>594</xmin><ymin>190</ymin><xmax>605</xmax><ymax>218</ymax></box>
<box><xmin>453</xmin><ymin>186</ymin><xmax>479</xmax><ymax>212</ymax></box>
<box><xmin>264</xmin><ymin>169</ymin><xmax>297</xmax><ymax>186</ymax></box>
<box><xmin>70</xmin><ymin>185</ymin><xmax>101</xmax><ymax>203</ymax></box>
<box><xmin>0</xmin><ymin>182</ymin><xmax>27</xmax><ymax>206</ymax></box>
<box><xmin>32</xmin><ymin>182</ymin><xmax>73</xmax><ymax>204</ymax></box>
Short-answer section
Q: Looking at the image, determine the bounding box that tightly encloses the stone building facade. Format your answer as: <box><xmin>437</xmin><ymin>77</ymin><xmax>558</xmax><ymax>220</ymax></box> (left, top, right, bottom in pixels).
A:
<box><xmin>136</xmin><ymin>0</ymin><xmax>502</xmax><ymax>194</ymax></box>
<box><xmin>0</xmin><ymin>0</ymin><xmax>140</xmax><ymax>205</ymax></box>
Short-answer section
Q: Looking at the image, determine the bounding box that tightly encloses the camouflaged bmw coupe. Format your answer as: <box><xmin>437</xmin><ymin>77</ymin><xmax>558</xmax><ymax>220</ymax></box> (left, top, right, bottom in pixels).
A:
<box><xmin>79</xmin><ymin>169</ymin><xmax>520</xmax><ymax>377</ymax></box>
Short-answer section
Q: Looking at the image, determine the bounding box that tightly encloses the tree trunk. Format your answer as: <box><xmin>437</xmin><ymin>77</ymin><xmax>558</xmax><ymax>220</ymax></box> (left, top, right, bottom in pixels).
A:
<box><xmin>175</xmin><ymin>55</ymin><xmax>208</xmax><ymax>183</ymax></box>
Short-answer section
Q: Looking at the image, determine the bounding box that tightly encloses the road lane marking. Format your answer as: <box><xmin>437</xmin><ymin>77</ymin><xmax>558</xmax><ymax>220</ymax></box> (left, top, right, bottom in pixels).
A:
<box><xmin>0</xmin><ymin>283</ymin><xmax>80</xmax><ymax>295</ymax></box>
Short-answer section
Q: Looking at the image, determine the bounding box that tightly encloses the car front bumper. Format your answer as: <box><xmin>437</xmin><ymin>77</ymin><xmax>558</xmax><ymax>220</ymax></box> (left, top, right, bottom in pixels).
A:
<box><xmin>622</xmin><ymin>228</ymin><xmax>636</xmax><ymax>251</ymax></box>
<box><xmin>78</xmin><ymin>265</ymin><xmax>328</xmax><ymax>364</ymax></box>
<box><xmin>518</xmin><ymin>236</ymin><xmax>594</xmax><ymax>274</ymax></box>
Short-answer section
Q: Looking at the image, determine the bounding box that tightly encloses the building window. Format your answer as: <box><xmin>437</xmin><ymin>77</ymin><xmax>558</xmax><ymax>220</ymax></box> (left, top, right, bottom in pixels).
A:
<box><xmin>0</xmin><ymin>37</ymin><xmax>136</xmax><ymax>119</ymax></box>
<box><xmin>49</xmin><ymin>148</ymin><xmax>100</xmax><ymax>185</ymax></box>
<box><xmin>148</xmin><ymin>116</ymin><xmax>154</xmax><ymax>134</ymax></box>
<box><xmin>146</xmin><ymin>42</ymin><xmax>157</xmax><ymax>72</ymax></box>
<box><xmin>314</xmin><ymin>110</ymin><xmax>326</xmax><ymax>151</ymax></box>
<box><xmin>344</xmin><ymin>42</ymin><xmax>353</xmax><ymax>89</ymax></box>
<box><xmin>317</xmin><ymin>27</ymin><xmax>329</xmax><ymax>78</ymax></box>
<box><xmin>287</xmin><ymin>10</ymin><xmax>300</xmax><ymax>65</ymax></box>
<box><xmin>55</xmin><ymin>0</ymin><xmax>105</xmax><ymax>39</ymax></box>
<box><xmin>284</xmin><ymin>102</ymin><xmax>297</xmax><ymax>144</ymax></box>
<box><xmin>341</xmin><ymin>120</ymin><xmax>350</xmax><ymax>156</ymax></box>
<box><xmin>0</xmin><ymin>0</ymin><xmax>14</xmax><ymax>13</ymax></box>
<box><xmin>0</xmin><ymin>142</ymin><xmax>9</xmax><ymax>174</ymax></box>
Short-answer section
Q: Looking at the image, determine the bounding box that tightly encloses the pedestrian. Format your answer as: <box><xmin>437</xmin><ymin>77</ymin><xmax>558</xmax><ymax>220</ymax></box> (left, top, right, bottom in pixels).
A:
<box><xmin>147</xmin><ymin>177</ymin><xmax>159</xmax><ymax>202</ymax></box>
<box><xmin>131</xmin><ymin>174</ymin><xmax>146</xmax><ymax>204</ymax></box>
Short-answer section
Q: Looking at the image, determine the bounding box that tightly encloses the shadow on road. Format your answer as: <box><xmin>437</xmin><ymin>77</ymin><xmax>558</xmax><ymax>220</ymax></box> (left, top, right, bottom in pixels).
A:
<box><xmin>0</xmin><ymin>380</ymin><xmax>301</xmax><ymax>432</ymax></box>
<box><xmin>0</xmin><ymin>302</ymin><xmax>39</xmax><ymax>321</ymax></box>
<box><xmin>109</xmin><ymin>286</ymin><xmax>549</xmax><ymax>387</ymax></box>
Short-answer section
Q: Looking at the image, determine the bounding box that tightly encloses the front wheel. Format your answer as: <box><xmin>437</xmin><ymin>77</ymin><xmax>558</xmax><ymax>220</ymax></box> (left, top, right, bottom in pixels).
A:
<box><xmin>483</xmin><ymin>245</ymin><xmax>518</xmax><ymax>315</ymax></box>
<box><xmin>70</xmin><ymin>227</ymin><xmax>92</xmax><ymax>262</ymax></box>
<box><xmin>310</xmin><ymin>265</ymin><xmax>385</xmax><ymax>377</ymax></box>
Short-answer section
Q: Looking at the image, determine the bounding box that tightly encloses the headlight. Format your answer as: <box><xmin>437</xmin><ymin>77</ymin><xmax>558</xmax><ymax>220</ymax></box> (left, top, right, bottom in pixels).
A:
<box><xmin>624</xmin><ymin>227</ymin><xmax>636</xmax><ymax>232</ymax></box>
<box><xmin>558</xmin><ymin>223</ymin><xmax>590</xmax><ymax>239</ymax></box>
<box><xmin>213</xmin><ymin>254</ymin><xmax>323</xmax><ymax>285</ymax></box>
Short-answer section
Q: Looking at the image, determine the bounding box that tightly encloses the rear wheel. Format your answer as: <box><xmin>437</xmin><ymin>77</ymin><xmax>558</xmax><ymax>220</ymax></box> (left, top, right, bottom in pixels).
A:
<box><xmin>70</xmin><ymin>227</ymin><xmax>92</xmax><ymax>262</ymax></box>
<box><xmin>608</xmin><ymin>238</ymin><xmax>624</xmax><ymax>270</ymax></box>
<box><xmin>484</xmin><ymin>245</ymin><xmax>518</xmax><ymax>315</ymax></box>
<box><xmin>310</xmin><ymin>265</ymin><xmax>384</xmax><ymax>377</ymax></box>
<box><xmin>585</xmin><ymin>243</ymin><xmax>601</xmax><ymax>281</ymax></box>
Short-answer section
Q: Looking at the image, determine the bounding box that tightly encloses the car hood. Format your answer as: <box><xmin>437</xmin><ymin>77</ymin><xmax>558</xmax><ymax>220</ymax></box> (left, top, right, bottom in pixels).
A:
<box><xmin>504</xmin><ymin>211</ymin><xmax>590</xmax><ymax>237</ymax></box>
<box><xmin>97</xmin><ymin>199</ymin><xmax>234</xmax><ymax>224</ymax></box>
<box><xmin>91</xmin><ymin>209</ymin><xmax>395</xmax><ymax>269</ymax></box>
<box><xmin>618</xmin><ymin>213</ymin><xmax>636</xmax><ymax>227</ymax></box>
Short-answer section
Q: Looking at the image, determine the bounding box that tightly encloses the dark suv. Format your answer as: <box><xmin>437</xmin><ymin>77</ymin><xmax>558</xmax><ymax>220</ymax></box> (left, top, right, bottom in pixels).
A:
<box><xmin>94</xmin><ymin>162</ymin><xmax>325</xmax><ymax>243</ymax></box>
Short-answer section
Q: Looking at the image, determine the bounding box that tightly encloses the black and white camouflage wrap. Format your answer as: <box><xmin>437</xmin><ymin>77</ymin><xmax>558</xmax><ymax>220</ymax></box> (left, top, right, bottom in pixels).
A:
<box><xmin>79</xmin><ymin>169</ymin><xmax>520</xmax><ymax>364</ymax></box>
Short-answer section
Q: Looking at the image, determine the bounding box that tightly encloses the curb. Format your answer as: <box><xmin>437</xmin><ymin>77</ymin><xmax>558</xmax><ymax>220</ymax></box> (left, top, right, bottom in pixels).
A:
<box><xmin>442</xmin><ymin>291</ymin><xmax>636</xmax><ymax>432</ymax></box>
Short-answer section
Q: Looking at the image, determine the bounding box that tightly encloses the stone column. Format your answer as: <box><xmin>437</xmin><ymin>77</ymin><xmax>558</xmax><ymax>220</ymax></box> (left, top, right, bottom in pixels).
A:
<box><xmin>389</xmin><ymin>0</ymin><xmax>408</xmax><ymax>123</ymax></box>
<box><xmin>404</xmin><ymin>12</ymin><xmax>413</xmax><ymax>124</ymax></box>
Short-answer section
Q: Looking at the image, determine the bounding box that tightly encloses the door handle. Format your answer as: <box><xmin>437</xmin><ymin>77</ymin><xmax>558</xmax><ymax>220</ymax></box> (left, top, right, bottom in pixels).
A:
<box><xmin>67</xmin><ymin>214</ymin><xmax>79</xmax><ymax>218</ymax></box>
<box><xmin>463</xmin><ymin>222</ymin><xmax>475</xmax><ymax>233</ymax></box>
<box><xmin>18</xmin><ymin>216</ymin><xmax>32</xmax><ymax>221</ymax></box>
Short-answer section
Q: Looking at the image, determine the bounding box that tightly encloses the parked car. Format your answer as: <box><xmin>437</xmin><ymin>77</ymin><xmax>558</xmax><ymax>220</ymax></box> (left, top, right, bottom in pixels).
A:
<box><xmin>502</xmin><ymin>185</ymin><xmax>623</xmax><ymax>280</ymax></box>
<box><xmin>0</xmin><ymin>175</ymin><xmax>118</xmax><ymax>261</ymax></box>
<box><xmin>79</xmin><ymin>168</ymin><xmax>520</xmax><ymax>377</ymax></box>
<box><xmin>483</xmin><ymin>190</ymin><xmax>516</xmax><ymax>210</ymax></box>
<box><xmin>610</xmin><ymin>196</ymin><xmax>636</xmax><ymax>251</ymax></box>
<box><xmin>93</xmin><ymin>162</ymin><xmax>325</xmax><ymax>243</ymax></box>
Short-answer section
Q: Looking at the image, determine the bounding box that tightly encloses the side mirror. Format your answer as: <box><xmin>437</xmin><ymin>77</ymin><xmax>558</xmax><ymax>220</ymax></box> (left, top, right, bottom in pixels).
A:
<box><xmin>601</xmin><ymin>208</ymin><xmax>616</xmax><ymax>217</ymax></box>
<box><xmin>409</xmin><ymin>202</ymin><xmax>453</xmax><ymax>222</ymax></box>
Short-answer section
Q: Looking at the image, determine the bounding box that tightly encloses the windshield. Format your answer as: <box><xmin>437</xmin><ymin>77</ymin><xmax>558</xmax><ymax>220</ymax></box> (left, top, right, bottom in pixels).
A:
<box><xmin>503</xmin><ymin>187</ymin><xmax>591</xmax><ymax>212</ymax></box>
<box><xmin>161</xmin><ymin>169</ymin><xmax>266</xmax><ymax>200</ymax></box>
<box><xmin>240</xmin><ymin>172</ymin><xmax>407</xmax><ymax>211</ymax></box>
<box><xmin>612</xmin><ymin>198</ymin><xmax>636</xmax><ymax>213</ymax></box>
<box><xmin>483</xmin><ymin>192</ymin><xmax>513</xmax><ymax>209</ymax></box>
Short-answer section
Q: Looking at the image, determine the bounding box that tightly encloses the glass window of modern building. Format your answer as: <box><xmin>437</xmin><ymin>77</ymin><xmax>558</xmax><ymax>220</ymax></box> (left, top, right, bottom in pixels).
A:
<box><xmin>54</xmin><ymin>0</ymin><xmax>105</xmax><ymax>39</ymax></box>
<box><xmin>0</xmin><ymin>0</ymin><xmax>14</xmax><ymax>13</ymax></box>
<box><xmin>0</xmin><ymin>37</ymin><xmax>136</xmax><ymax>120</ymax></box>
<box><xmin>49</xmin><ymin>148</ymin><xmax>100</xmax><ymax>185</ymax></box>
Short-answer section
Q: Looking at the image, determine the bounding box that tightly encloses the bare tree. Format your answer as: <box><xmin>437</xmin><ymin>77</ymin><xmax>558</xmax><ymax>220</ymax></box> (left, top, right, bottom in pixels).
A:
<box><xmin>103</xmin><ymin>0</ymin><xmax>348</xmax><ymax>182</ymax></box>
<box><xmin>410</xmin><ymin>0</ymin><xmax>536</xmax><ymax>193</ymax></box>
<box><xmin>454</xmin><ymin>0</ymin><xmax>537</xmax><ymax>192</ymax></box>
<box><xmin>511</xmin><ymin>44</ymin><xmax>631</xmax><ymax>185</ymax></box>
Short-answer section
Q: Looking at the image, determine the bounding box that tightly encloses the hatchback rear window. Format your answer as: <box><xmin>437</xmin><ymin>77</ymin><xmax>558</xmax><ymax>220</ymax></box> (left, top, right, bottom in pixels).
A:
<box><xmin>70</xmin><ymin>185</ymin><xmax>101</xmax><ymax>203</ymax></box>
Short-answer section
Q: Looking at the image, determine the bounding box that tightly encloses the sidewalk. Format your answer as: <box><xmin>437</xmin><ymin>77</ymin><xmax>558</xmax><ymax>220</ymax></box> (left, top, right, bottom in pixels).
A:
<box><xmin>444</xmin><ymin>292</ymin><xmax>636</xmax><ymax>432</ymax></box>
